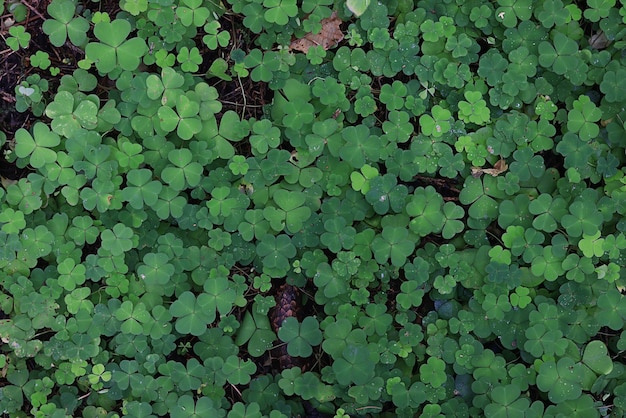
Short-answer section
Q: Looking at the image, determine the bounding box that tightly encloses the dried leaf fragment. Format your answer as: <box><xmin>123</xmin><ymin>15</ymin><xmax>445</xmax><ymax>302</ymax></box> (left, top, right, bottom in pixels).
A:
<box><xmin>589</xmin><ymin>30</ymin><xmax>610</xmax><ymax>50</ymax></box>
<box><xmin>471</xmin><ymin>158</ymin><xmax>508</xmax><ymax>178</ymax></box>
<box><xmin>289</xmin><ymin>12</ymin><xmax>344</xmax><ymax>53</ymax></box>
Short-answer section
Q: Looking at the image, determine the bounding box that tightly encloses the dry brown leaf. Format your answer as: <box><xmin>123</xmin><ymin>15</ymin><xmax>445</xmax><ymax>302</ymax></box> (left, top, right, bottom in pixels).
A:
<box><xmin>289</xmin><ymin>12</ymin><xmax>344</xmax><ymax>53</ymax></box>
<box><xmin>589</xmin><ymin>30</ymin><xmax>610</xmax><ymax>50</ymax></box>
<box><xmin>471</xmin><ymin>158</ymin><xmax>508</xmax><ymax>178</ymax></box>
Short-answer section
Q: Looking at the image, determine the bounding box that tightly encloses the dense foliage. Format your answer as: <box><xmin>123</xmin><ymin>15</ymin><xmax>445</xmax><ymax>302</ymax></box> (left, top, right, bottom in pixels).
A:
<box><xmin>1</xmin><ymin>0</ymin><xmax>626</xmax><ymax>416</ymax></box>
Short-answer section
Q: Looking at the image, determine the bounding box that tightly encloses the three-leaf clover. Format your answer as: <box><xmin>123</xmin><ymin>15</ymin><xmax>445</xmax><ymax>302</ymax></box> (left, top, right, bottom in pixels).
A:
<box><xmin>567</xmin><ymin>95</ymin><xmax>602</xmax><ymax>141</ymax></box>
<box><xmin>85</xmin><ymin>20</ymin><xmax>148</xmax><ymax>73</ymax></box>
<box><xmin>6</xmin><ymin>25</ymin><xmax>31</xmax><ymax>51</ymax></box>
<box><xmin>278</xmin><ymin>316</ymin><xmax>323</xmax><ymax>357</ymax></box>
<box><xmin>267</xmin><ymin>189</ymin><xmax>312</xmax><ymax>234</ymax></box>
<box><xmin>332</xmin><ymin>345</ymin><xmax>376</xmax><ymax>386</ymax></box>
<box><xmin>170</xmin><ymin>291</ymin><xmax>218</xmax><ymax>336</ymax></box>
<box><xmin>457</xmin><ymin>90</ymin><xmax>490</xmax><ymax>125</ymax></box>
<box><xmin>256</xmin><ymin>234</ymin><xmax>296</xmax><ymax>277</ymax></box>
<box><xmin>371</xmin><ymin>226</ymin><xmax>416</xmax><ymax>267</ymax></box>
<box><xmin>536</xmin><ymin>358</ymin><xmax>583</xmax><ymax>403</ymax></box>
<box><xmin>14</xmin><ymin>122</ymin><xmax>61</xmax><ymax>168</ymax></box>
<box><xmin>263</xmin><ymin>0</ymin><xmax>298</xmax><ymax>25</ymax></box>
<box><xmin>157</xmin><ymin>94</ymin><xmax>202</xmax><ymax>140</ymax></box>
<box><xmin>235</xmin><ymin>309</ymin><xmax>276</xmax><ymax>357</ymax></box>
<box><xmin>176</xmin><ymin>0</ymin><xmax>210</xmax><ymax>27</ymax></box>
<box><xmin>45</xmin><ymin>91</ymin><xmax>98</xmax><ymax>137</ymax></box>
<box><xmin>161</xmin><ymin>148</ymin><xmax>203</xmax><ymax>191</ymax></box>
<box><xmin>42</xmin><ymin>0</ymin><xmax>89</xmax><ymax>47</ymax></box>
<box><xmin>484</xmin><ymin>385</ymin><xmax>529</xmax><ymax>417</ymax></box>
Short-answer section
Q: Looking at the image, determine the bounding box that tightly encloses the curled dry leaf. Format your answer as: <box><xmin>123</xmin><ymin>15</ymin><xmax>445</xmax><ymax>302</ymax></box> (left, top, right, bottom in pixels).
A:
<box><xmin>589</xmin><ymin>30</ymin><xmax>610</xmax><ymax>50</ymax></box>
<box><xmin>471</xmin><ymin>158</ymin><xmax>508</xmax><ymax>178</ymax></box>
<box><xmin>289</xmin><ymin>11</ymin><xmax>344</xmax><ymax>53</ymax></box>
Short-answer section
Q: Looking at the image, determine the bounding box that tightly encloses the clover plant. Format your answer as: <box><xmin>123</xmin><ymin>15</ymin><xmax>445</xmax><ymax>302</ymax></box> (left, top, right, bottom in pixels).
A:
<box><xmin>2</xmin><ymin>0</ymin><xmax>626</xmax><ymax>416</ymax></box>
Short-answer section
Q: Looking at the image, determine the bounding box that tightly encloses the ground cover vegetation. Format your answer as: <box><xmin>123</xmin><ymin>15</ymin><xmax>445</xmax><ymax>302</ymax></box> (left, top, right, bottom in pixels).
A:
<box><xmin>0</xmin><ymin>0</ymin><xmax>625</xmax><ymax>416</ymax></box>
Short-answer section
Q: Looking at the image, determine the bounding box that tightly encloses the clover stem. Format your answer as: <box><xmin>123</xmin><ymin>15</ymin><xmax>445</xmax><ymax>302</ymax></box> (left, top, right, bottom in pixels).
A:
<box><xmin>237</xmin><ymin>75</ymin><xmax>247</xmax><ymax>118</ymax></box>
<box><xmin>20</xmin><ymin>0</ymin><xmax>46</xmax><ymax>21</ymax></box>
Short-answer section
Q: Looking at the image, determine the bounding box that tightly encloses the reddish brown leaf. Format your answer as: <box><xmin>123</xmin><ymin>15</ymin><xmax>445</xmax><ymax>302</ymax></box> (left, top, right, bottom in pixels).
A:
<box><xmin>471</xmin><ymin>158</ymin><xmax>508</xmax><ymax>178</ymax></box>
<box><xmin>289</xmin><ymin>12</ymin><xmax>344</xmax><ymax>53</ymax></box>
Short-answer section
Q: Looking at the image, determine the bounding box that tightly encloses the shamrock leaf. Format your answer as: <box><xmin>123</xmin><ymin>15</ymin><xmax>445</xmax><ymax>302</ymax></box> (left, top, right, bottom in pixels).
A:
<box><xmin>14</xmin><ymin>122</ymin><xmax>60</xmax><ymax>168</ymax></box>
<box><xmin>278</xmin><ymin>317</ymin><xmax>323</xmax><ymax>357</ymax></box>
<box><xmin>85</xmin><ymin>20</ymin><xmax>148</xmax><ymax>73</ymax></box>
<box><xmin>536</xmin><ymin>358</ymin><xmax>583</xmax><ymax>403</ymax></box>
<box><xmin>42</xmin><ymin>0</ymin><xmax>89</xmax><ymax>47</ymax></box>
<box><xmin>567</xmin><ymin>95</ymin><xmax>602</xmax><ymax>141</ymax></box>
<box><xmin>170</xmin><ymin>291</ymin><xmax>216</xmax><ymax>336</ymax></box>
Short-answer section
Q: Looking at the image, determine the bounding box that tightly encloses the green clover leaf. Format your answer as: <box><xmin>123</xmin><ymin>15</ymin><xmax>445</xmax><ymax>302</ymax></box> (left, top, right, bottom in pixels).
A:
<box><xmin>583</xmin><ymin>340</ymin><xmax>613</xmax><ymax>375</ymax></box>
<box><xmin>556</xmin><ymin>132</ymin><xmax>594</xmax><ymax>171</ymax></box>
<box><xmin>45</xmin><ymin>91</ymin><xmax>98</xmax><ymax>137</ymax></box>
<box><xmin>235</xmin><ymin>309</ymin><xmax>276</xmax><ymax>357</ymax></box>
<box><xmin>382</xmin><ymin>110</ymin><xmax>413</xmax><ymax>143</ymax></box>
<box><xmin>538</xmin><ymin>0</ymin><xmax>572</xmax><ymax>28</ymax></box>
<box><xmin>597</xmin><ymin>289</ymin><xmax>626</xmax><ymax>330</ymax></box>
<box><xmin>137</xmin><ymin>252</ymin><xmax>175</xmax><ymax>286</ymax></box>
<box><xmin>536</xmin><ymin>358</ymin><xmax>583</xmax><ymax>403</ymax></box>
<box><xmin>379</xmin><ymin>80</ymin><xmax>407</xmax><ymax>111</ymax></box>
<box><xmin>250</xmin><ymin>119</ymin><xmax>281</xmax><ymax>156</ymax></box>
<box><xmin>478</xmin><ymin>50</ymin><xmax>509</xmax><ymax>86</ymax></box>
<box><xmin>419</xmin><ymin>105</ymin><xmax>452</xmax><ymax>137</ymax></box>
<box><xmin>365</xmin><ymin>174</ymin><xmax>408</xmax><ymax>215</ymax></box>
<box><xmin>371</xmin><ymin>226</ymin><xmax>416</xmax><ymax>267</ymax></box>
<box><xmin>420</xmin><ymin>357</ymin><xmax>447</xmax><ymax>388</ymax></box>
<box><xmin>484</xmin><ymin>385</ymin><xmax>529</xmax><ymax>417</ymax></box>
<box><xmin>203</xmin><ymin>266</ymin><xmax>237</xmax><ymax>315</ymax></box>
<box><xmin>524</xmin><ymin>323</ymin><xmax>568</xmax><ymax>358</ymax></box>
<box><xmin>584</xmin><ymin>0</ymin><xmax>614</xmax><ymax>21</ymax></box>
<box><xmin>222</xmin><ymin>355</ymin><xmax>256</xmax><ymax>385</ymax></box>
<box><xmin>269</xmin><ymin>189</ymin><xmax>312</xmax><ymax>234</ymax></box>
<box><xmin>0</xmin><ymin>208</ymin><xmax>26</xmax><ymax>234</ymax></box>
<box><xmin>176</xmin><ymin>0</ymin><xmax>210</xmax><ymax>27</ymax></box>
<box><xmin>600</xmin><ymin>69</ymin><xmax>626</xmax><ymax>103</ymax></box>
<box><xmin>100</xmin><ymin>224</ymin><xmax>134</xmax><ymax>259</ymax></box>
<box><xmin>321</xmin><ymin>217</ymin><xmax>356</xmax><ymax>253</ymax></box>
<box><xmin>177</xmin><ymin>46</ymin><xmax>203</xmax><ymax>73</ymax></box>
<box><xmin>459</xmin><ymin>176</ymin><xmax>501</xmax><ymax>221</ymax></box>
<box><xmin>528</xmin><ymin>194</ymin><xmax>568</xmax><ymax>233</ymax></box>
<box><xmin>495</xmin><ymin>0</ymin><xmax>533</xmax><ymax>28</ymax></box>
<box><xmin>346</xmin><ymin>0</ymin><xmax>371</xmax><ymax>16</ymax></box>
<box><xmin>14</xmin><ymin>122</ymin><xmax>60</xmax><ymax>168</ymax></box>
<box><xmin>161</xmin><ymin>148</ymin><xmax>202</xmax><ymax>191</ymax></box>
<box><xmin>560</xmin><ymin>199</ymin><xmax>603</xmax><ymax>237</ymax></box>
<box><xmin>120</xmin><ymin>168</ymin><xmax>162</xmax><ymax>209</ymax></box>
<box><xmin>57</xmin><ymin>257</ymin><xmax>87</xmax><ymax>291</ymax></box>
<box><xmin>538</xmin><ymin>32</ymin><xmax>579</xmax><ymax>76</ymax></box>
<box><xmin>340</xmin><ymin>124</ymin><xmax>381</xmax><ymax>168</ymax></box>
<box><xmin>333</xmin><ymin>345</ymin><xmax>376</xmax><ymax>386</ymax></box>
<box><xmin>441</xmin><ymin>202</ymin><xmax>465</xmax><ymax>239</ymax></box>
<box><xmin>170</xmin><ymin>291</ymin><xmax>216</xmax><ymax>336</ymax></box>
<box><xmin>173</xmin><ymin>395</ymin><xmax>221</xmax><ymax>416</ymax></box>
<box><xmin>85</xmin><ymin>20</ymin><xmax>148</xmax><ymax>73</ymax></box>
<box><xmin>406</xmin><ymin>186</ymin><xmax>445</xmax><ymax>237</ymax></box>
<box><xmin>314</xmin><ymin>262</ymin><xmax>349</xmax><ymax>298</ymax></box>
<box><xmin>278</xmin><ymin>316</ymin><xmax>323</xmax><ymax>358</ymax></box>
<box><xmin>457</xmin><ymin>90</ymin><xmax>490</xmax><ymax>125</ymax></box>
<box><xmin>470</xmin><ymin>5</ymin><xmax>492</xmax><ymax>28</ymax></box>
<box><xmin>256</xmin><ymin>234</ymin><xmax>296</xmax><ymax>277</ymax></box>
<box><xmin>42</xmin><ymin>0</ymin><xmax>89</xmax><ymax>47</ymax></box>
<box><xmin>263</xmin><ymin>0</ymin><xmax>298</xmax><ymax>25</ymax></box>
<box><xmin>567</xmin><ymin>95</ymin><xmax>602</xmax><ymax>141</ymax></box>
<box><xmin>203</xmin><ymin>21</ymin><xmax>231</xmax><ymax>50</ymax></box>
<box><xmin>6</xmin><ymin>25</ymin><xmax>30</xmax><ymax>51</ymax></box>
<box><xmin>114</xmin><ymin>301</ymin><xmax>151</xmax><ymax>335</ymax></box>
